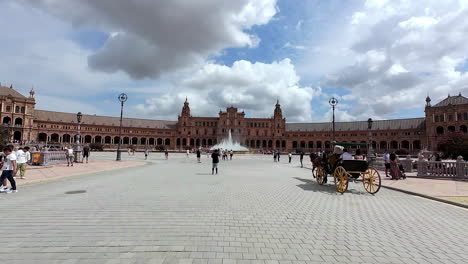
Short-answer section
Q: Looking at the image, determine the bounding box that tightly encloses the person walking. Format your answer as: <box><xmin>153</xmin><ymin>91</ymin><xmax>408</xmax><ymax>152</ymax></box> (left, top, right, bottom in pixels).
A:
<box><xmin>389</xmin><ymin>152</ymin><xmax>401</xmax><ymax>180</ymax></box>
<box><xmin>288</xmin><ymin>152</ymin><xmax>292</xmax><ymax>163</ymax></box>
<box><xmin>0</xmin><ymin>147</ymin><xmax>18</xmax><ymax>194</ymax></box>
<box><xmin>16</xmin><ymin>147</ymin><xmax>30</xmax><ymax>179</ymax></box>
<box><xmin>229</xmin><ymin>150</ymin><xmax>233</xmax><ymax>160</ymax></box>
<box><xmin>300</xmin><ymin>152</ymin><xmax>304</xmax><ymax>168</ymax></box>
<box><xmin>186</xmin><ymin>149</ymin><xmax>190</xmax><ymax>158</ymax></box>
<box><xmin>165</xmin><ymin>149</ymin><xmax>169</xmax><ymax>160</ymax></box>
<box><xmin>196</xmin><ymin>149</ymin><xmax>201</xmax><ymax>163</ymax></box>
<box><xmin>277</xmin><ymin>151</ymin><xmax>281</xmax><ymax>162</ymax></box>
<box><xmin>144</xmin><ymin>149</ymin><xmax>149</xmax><ymax>160</ymax></box>
<box><xmin>211</xmin><ymin>149</ymin><xmax>220</xmax><ymax>174</ymax></box>
<box><xmin>66</xmin><ymin>146</ymin><xmax>74</xmax><ymax>166</ymax></box>
<box><xmin>383</xmin><ymin>150</ymin><xmax>390</xmax><ymax>177</ymax></box>
<box><xmin>273</xmin><ymin>150</ymin><xmax>277</xmax><ymax>162</ymax></box>
<box><xmin>82</xmin><ymin>144</ymin><xmax>90</xmax><ymax>163</ymax></box>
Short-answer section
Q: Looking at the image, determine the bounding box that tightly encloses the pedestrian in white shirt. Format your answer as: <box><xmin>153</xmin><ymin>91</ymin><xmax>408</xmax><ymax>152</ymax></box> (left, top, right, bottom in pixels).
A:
<box><xmin>0</xmin><ymin>147</ymin><xmax>18</xmax><ymax>193</ymax></box>
<box><xmin>66</xmin><ymin>146</ymin><xmax>74</xmax><ymax>166</ymax></box>
<box><xmin>16</xmin><ymin>146</ymin><xmax>30</xmax><ymax>179</ymax></box>
<box><xmin>341</xmin><ymin>148</ymin><xmax>353</xmax><ymax>160</ymax></box>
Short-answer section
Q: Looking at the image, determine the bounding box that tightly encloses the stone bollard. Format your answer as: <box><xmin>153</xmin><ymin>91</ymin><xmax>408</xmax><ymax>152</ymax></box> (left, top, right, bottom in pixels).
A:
<box><xmin>417</xmin><ymin>155</ymin><xmax>427</xmax><ymax>177</ymax></box>
<box><xmin>456</xmin><ymin>156</ymin><xmax>466</xmax><ymax>179</ymax></box>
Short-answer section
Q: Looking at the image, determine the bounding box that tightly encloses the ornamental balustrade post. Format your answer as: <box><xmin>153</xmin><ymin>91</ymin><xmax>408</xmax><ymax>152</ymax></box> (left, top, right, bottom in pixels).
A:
<box><xmin>404</xmin><ymin>155</ymin><xmax>413</xmax><ymax>173</ymax></box>
<box><xmin>417</xmin><ymin>155</ymin><xmax>427</xmax><ymax>177</ymax></box>
<box><xmin>456</xmin><ymin>156</ymin><xmax>466</xmax><ymax>179</ymax></box>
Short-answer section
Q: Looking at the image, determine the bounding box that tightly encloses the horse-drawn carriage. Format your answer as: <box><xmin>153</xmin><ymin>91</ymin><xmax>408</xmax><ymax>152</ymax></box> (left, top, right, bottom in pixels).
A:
<box><xmin>312</xmin><ymin>143</ymin><xmax>381</xmax><ymax>194</ymax></box>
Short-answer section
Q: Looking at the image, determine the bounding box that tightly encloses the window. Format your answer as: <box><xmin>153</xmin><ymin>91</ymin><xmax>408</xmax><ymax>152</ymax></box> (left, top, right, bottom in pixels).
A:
<box><xmin>440</xmin><ymin>115</ymin><xmax>445</xmax><ymax>122</ymax></box>
<box><xmin>435</xmin><ymin>115</ymin><xmax>439</xmax><ymax>122</ymax></box>
<box><xmin>15</xmin><ymin>106</ymin><xmax>20</xmax><ymax>113</ymax></box>
<box><xmin>448</xmin><ymin>114</ymin><xmax>453</xmax><ymax>121</ymax></box>
<box><xmin>464</xmin><ymin>113</ymin><xmax>468</xmax><ymax>120</ymax></box>
<box><xmin>6</xmin><ymin>105</ymin><xmax>11</xmax><ymax>112</ymax></box>
<box><xmin>21</xmin><ymin>106</ymin><xmax>26</xmax><ymax>113</ymax></box>
<box><xmin>457</xmin><ymin>113</ymin><xmax>462</xmax><ymax>121</ymax></box>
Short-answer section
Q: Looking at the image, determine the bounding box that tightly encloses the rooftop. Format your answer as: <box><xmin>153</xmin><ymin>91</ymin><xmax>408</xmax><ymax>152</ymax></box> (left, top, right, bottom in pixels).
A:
<box><xmin>34</xmin><ymin>110</ymin><xmax>177</xmax><ymax>129</ymax></box>
<box><xmin>286</xmin><ymin>118</ymin><xmax>425</xmax><ymax>132</ymax></box>
<box><xmin>433</xmin><ymin>94</ymin><xmax>468</xmax><ymax>107</ymax></box>
<box><xmin>0</xmin><ymin>85</ymin><xmax>27</xmax><ymax>99</ymax></box>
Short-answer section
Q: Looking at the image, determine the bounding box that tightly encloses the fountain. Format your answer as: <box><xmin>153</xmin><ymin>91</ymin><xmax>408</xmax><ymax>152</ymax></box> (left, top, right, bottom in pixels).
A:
<box><xmin>210</xmin><ymin>130</ymin><xmax>249</xmax><ymax>151</ymax></box>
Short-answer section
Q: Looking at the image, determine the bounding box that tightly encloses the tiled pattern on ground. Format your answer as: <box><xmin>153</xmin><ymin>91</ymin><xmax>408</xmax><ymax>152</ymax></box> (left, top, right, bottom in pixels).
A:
<box><xmin>1</xmin><ymin>153</ymin><xmax>467</xmax><ymax>264</ymax></box>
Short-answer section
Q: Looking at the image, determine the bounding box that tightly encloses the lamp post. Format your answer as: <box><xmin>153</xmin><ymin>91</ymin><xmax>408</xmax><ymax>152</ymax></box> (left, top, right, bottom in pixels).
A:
<box><xmin>367</xmin><ymin>118</ymin><xmax>375</xmax><ymax>165</ymax></box>
<box><xmin>329</xmin><ymin>97</ymin><xmax>338</xmax><ymax>144</ymax></box>
<box><xmin>74</xmin><ymin>112</ymin><xmax>83</xmax><ymax>162</ymax></box>
<box><xmin>116</xmin><ymin>93</ymin><xmax>128</xmax><ymax>161</ymax></box>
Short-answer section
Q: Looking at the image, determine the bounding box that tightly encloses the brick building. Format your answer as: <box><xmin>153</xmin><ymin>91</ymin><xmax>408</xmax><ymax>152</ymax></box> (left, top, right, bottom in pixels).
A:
<box><xmin>1</xmin><ymin>85</ymin><xmax>467</xmax><ymax>153</ymax></box>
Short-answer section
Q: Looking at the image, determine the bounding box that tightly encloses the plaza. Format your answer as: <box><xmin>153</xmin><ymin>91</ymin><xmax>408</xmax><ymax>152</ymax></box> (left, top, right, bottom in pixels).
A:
<box><xmin>1</xmin><ymin>153</ymin><xmax>467</xmax><ymax>264</ymax></box>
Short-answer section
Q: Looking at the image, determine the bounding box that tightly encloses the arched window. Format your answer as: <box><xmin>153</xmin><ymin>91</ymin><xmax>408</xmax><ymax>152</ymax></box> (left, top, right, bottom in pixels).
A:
<box><xmin>316</xmin><ymin>141</ymin><xmax>322</xmax><ymax>149</ymax></box>
<box><xmin>436</xmin><ymin>126</ymin><xmax>444</xmax><ymax>136</ymax></box>
<box><xmin>50</xmin><ymin>134</ymin><xmax>59</xmax><ymax>142</ymax></box>
<box><xmin>324</xmin><ymin>141</ymin><xmax>331</xmax><ymax>149</ymax></box>
<box><xmin>2</xmin><ymin>117</ymin><xmax>11</xmax><ymax>125</ymax></box>
<box><xmin>21</xmin><ymin>106</ymin><xmax>25</xmax><ymax>113</ymax></box>
<box><xmin>413</xmin><ymin>140</ymin><xmax>421</xmax><ymax>149</ymax></box>
<box><xmin>123</xmin><ymin>137</ymin><xmax>129</xmax><ymax>144</ymax></box>
<box><xmin>380</xmin><ymin>141</ymin><xmax>387</xmax><ymax>150</ymax></box>
<box><xmin>131</xmin><ymin>137</ymin><xmax>138</xmax><ymax>145</ymax></box>
<box><xmin>390</xmin><ymin>141</ymin><xmax>398</xmax><ymax>149</ymax></box>
<box><xmin>157</xmin><ymin>138</ymin><xmax>163</xmax><ymax>145</ymax></box>
<box><xmin>140</xmin><ymin>137</ymin><xmax>147</xmax><ymax>145</ymax></box>
<box><xmin>149</xmin><ymin>138</ymin><xmax>155</xmax><ymax>145</ymax></box>
<box><xmin>13</xmin><ymin>131</ymin><xmax>22</xmax><ymax>141</ymax></box>
<box><xmin>165</xmin><ymin>138</ymin><xmax>171</xmax><ymax>146</ymax></box>
<box><xmin>114</xmin><ymin>136</ymin><xmax>120</xmax><ymax>144</ymax></box>
<box><xmin>105</xmin><ymin>136</ymin><xmax>111</xmax><ymax>144</ymax></box>
<box><xmin>38</xmin><ymin>133</ymin><xmax>47</xmax><ymax>142</ymax></box>
<box><xmin>84</xmin><ymin>135</ymin><xmax>92</xmax><ymax>143</ymax></box>
<box><xmin>292</xmin><ymin>141</ymin><xmax>298</xmax><ymax>148</ymax></box>
<box><xmin>182</xmin><ymin>138</ymin><xmax>187</xmax><ymax>146</ymax></box>
<box><xmin>95</xmin><ymin>136</ymin><xmax>102</xmax><ymax>144</ymax></box>
<box><xmin>14</xmin><ymin>118</ymin><xmax>23</xmax><ymax>126</ymax></box>
<box><xmin>460</xmin><ymin>125</ymin><xmax>467</xmax><ymax>133</ymax></box>
<box><xmin>190</xmin><ymin>138</ymin><xmax>194</xmax><ymax>146</ymax></box>
<box><xmin>208</xmin><ymin>139</ymin><xmax>213</xmax><ymax>146</ymax></box>
<box><xmin>300</xmin><ymin>141</ymin><xmax>306</xmax><ymax>148</ymax></box>
<box><xmin>448</xmin><ymin>126</ymin><xmax>455</xmax><ymax>133</ymax></box>
<box><xmin>401</xmin><ymin>140</ymin><xmax>410</xmax><ymax>149</ymax></box>
<box><xmin>15</xmin><ymin>106</ymin><xmax>20</xmax><ymax>113</ymax></box>
<box><xmin>63</xmin><ymin>134</ymin><xmax>71</xmax><ymax>143</ymax></box>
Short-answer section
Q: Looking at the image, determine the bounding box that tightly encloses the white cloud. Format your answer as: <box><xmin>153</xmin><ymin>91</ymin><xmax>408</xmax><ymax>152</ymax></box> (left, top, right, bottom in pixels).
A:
<box><xmin>299</xmin><ymin>0</ymin><xmax>468</xmax><ymax>120</ymax></box>
<box><xmin>135</xmin><ymin>59</ymin><xmax>315</xmax><ymax>122</ymax></box>
<box><xmin>23</xmin><ymin>0</ymin><xmax>278</xmax><ymax>79</ymax></box>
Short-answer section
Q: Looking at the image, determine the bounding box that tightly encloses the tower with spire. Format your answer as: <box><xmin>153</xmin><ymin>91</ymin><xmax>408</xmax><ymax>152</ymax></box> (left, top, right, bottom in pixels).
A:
<box><xmin>181</xmin><ymin>97</ymin><xmax>190</xmax><ymax>117</ymax></box>
<box><xmin>273</xmin><ymin>99</ymin><xmax>286</xmax><ymax>138</ymax></box>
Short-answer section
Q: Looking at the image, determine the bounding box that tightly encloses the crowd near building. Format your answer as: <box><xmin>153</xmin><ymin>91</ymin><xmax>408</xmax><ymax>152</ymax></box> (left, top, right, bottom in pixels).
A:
<box><xmin>1</xmin><ymin>84</ymin><xmax>467</xmax><ymax>153</ymax></box>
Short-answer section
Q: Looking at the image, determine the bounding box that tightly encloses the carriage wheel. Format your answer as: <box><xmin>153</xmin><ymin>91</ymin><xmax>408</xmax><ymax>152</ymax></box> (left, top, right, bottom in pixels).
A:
<box><xmin>316</xmin><ymin>167</ymin><xmax>325</xmax><ymax>185</ymax></box>
<box><xmin>333</xmin><ymin>166</ymin><xmax>348</xmax><ymax>193</ymax></box>
<box><xmin>362</xmin><ymin>167</ymin><xmax>381</xmax><ymax>194</ymax></box>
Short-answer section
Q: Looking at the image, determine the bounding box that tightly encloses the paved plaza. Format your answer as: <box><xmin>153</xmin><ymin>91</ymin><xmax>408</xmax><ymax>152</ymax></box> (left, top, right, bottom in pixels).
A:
<box><xmin>1</xmin><ymin>153</ymin><xmax>467</xmax><ymax>264</ymax></box>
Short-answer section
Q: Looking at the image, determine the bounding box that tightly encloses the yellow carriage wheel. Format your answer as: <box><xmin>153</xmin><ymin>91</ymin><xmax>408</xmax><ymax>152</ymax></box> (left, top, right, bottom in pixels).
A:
<box><xmin>316</xmin><ymin>167</ymin><xmax>325</xmax><ymax>185</ymax></box>
<box><xmin>362</xmin><ymin>167</ymin><xmax>381</xmax><ymax>194</ymax></box>
<box><xmin>333</xmin><ymin>166</ymin><xmax>348</xmax><ymax>193</ymax></box>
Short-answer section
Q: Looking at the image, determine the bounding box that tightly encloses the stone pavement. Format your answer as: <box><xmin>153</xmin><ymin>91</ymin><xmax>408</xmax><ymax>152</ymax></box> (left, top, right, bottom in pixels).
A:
<box><xmin>380</xmin><ymin>177</ymin><xmax>468</xmax><ymax>205</ymax></box>
<box><xmin>0</xmin><ymin>153</ymin><xmax>467</xmax><ymax>264</ymax></box>
<box><xmin>13</xmin><ymin>159</ymin><xmax>146</xmax><ymax>186</ymax></box>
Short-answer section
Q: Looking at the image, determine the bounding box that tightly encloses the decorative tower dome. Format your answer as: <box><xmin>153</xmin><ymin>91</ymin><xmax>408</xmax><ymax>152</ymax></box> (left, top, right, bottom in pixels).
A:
<box><xmin>181</xmin><ymin>97</ymin><xmax>190</xmax><ymax>117</ymax></box>
<box><xmin>425</xmin><ymin>95</ymin><xmax>431</xmax><ymax>107</ymax></box>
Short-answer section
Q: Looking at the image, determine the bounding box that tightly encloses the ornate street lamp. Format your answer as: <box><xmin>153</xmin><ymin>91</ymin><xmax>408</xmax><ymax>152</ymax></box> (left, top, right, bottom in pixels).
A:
<box><xmin>74</xmin><ymin>112</ymin><xmax>83</xmax><ymax>162</ymax></box>
<box><xmin>367</xmin><ymin>118</ymin><xmax>375</xmax><ymax>165</ymax></box>
<box><xmin>116</xmin><ymin>93</ymin><xmax>128</xmax><ymax>161</ymax></box>
<box><xmin>329</xmin><ymin>97</ymin><xmax>338</xmax><ymax>144</ymax></box>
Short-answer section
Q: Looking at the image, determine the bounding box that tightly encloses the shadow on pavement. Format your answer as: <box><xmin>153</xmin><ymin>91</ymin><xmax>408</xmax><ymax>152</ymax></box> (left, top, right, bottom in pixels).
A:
<box><xmin>294</xmin><ymin>177</ymin><xmax>370</xmax><ymax>195</ymax></box>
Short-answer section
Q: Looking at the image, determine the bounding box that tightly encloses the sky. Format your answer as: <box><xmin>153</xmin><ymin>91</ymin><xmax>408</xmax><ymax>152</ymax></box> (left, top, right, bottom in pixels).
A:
<box><xmin>1</xmin><ymin>0</ymin><xmax>468</xmax><ymax>122</ymax></box>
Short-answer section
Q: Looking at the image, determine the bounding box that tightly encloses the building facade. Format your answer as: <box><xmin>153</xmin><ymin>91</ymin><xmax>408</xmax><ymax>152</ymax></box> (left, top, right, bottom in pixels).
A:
<box><xmin>1</xmin><ymin>85</ymin><xmax>467</xmax><ymax>153</ymax></box>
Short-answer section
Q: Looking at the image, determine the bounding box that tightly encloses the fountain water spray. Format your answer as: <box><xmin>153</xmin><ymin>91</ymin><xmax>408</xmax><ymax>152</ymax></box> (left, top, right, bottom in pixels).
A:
<box><xmin>210</xmin><ymin>130</ymin><xmax>248</xmax><ymax>151</ymax></box>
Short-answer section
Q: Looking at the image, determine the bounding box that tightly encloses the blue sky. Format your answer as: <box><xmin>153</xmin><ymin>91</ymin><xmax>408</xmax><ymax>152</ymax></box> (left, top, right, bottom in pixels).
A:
<box><xmin>1</xmin><ymin>0</ymin><xmax>468</xmax><ymax>122</ymax></box>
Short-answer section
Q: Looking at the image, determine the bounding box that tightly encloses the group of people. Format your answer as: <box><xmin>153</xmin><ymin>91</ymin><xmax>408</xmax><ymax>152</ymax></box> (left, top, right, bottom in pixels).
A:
<box><xmin>0</xmin><ymin>145</ymin><xmax>31</xmax><ymax>194</ymax></box>
<box><xmin>383</xmin><ymin>150</ymin><xmax>406</xmax><ymax>180</ymax></box>
<box><xmin>63</xmin><ymin>144</ymin><xmax>91</xmax><ymax>166</ymax></box>
<box><xmin>287</xmin><ymin>152</ymin><xmax>306</xmax><ymax>167</ymax></box>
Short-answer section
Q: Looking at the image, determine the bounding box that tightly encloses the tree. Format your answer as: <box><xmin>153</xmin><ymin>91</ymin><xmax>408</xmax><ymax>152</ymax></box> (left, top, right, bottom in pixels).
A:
<box><xmin>0</xmin><ymin>127</ymin><xmax>10</xmax><ymax>150</ymax></box>
<box><xmin>437</xmin><ymin>132</ymin><xmax>468</xmax><ymax>159</ymax></box>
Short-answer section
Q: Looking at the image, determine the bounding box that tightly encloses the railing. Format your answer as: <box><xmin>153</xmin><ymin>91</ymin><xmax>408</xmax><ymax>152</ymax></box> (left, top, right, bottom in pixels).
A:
<box><xmin>417</xmin><ymin>156</ymin><xmax>467</xmax><ymax>178</ymax></box>
<box><xmin>30</xmin><ymin>151</ymin><xmax>67</xmax><ymax>166</ymax></box>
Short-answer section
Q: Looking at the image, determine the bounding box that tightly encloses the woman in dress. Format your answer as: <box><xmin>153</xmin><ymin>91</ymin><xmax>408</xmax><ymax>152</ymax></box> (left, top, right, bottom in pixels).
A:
<box><xmin>389</xmin><ymin>153</ymin><xmax>401</xmax><ymax>180</ymax></box>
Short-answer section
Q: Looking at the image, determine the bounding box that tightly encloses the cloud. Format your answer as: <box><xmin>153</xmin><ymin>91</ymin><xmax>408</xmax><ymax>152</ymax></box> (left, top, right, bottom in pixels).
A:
<box><xmin>135</xmin><ymin>59</ymin><xmax>315</xmax><ymax>122</ymax></box>
<box><xmin>24</xmin><ymin>0</ymin><xmax>278</xmax><ymax>79</ymax></box>
<box><xmin>299</xmin><ymin>0</ymin><xmax>468</xmax><ymax>120</ymax></box>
